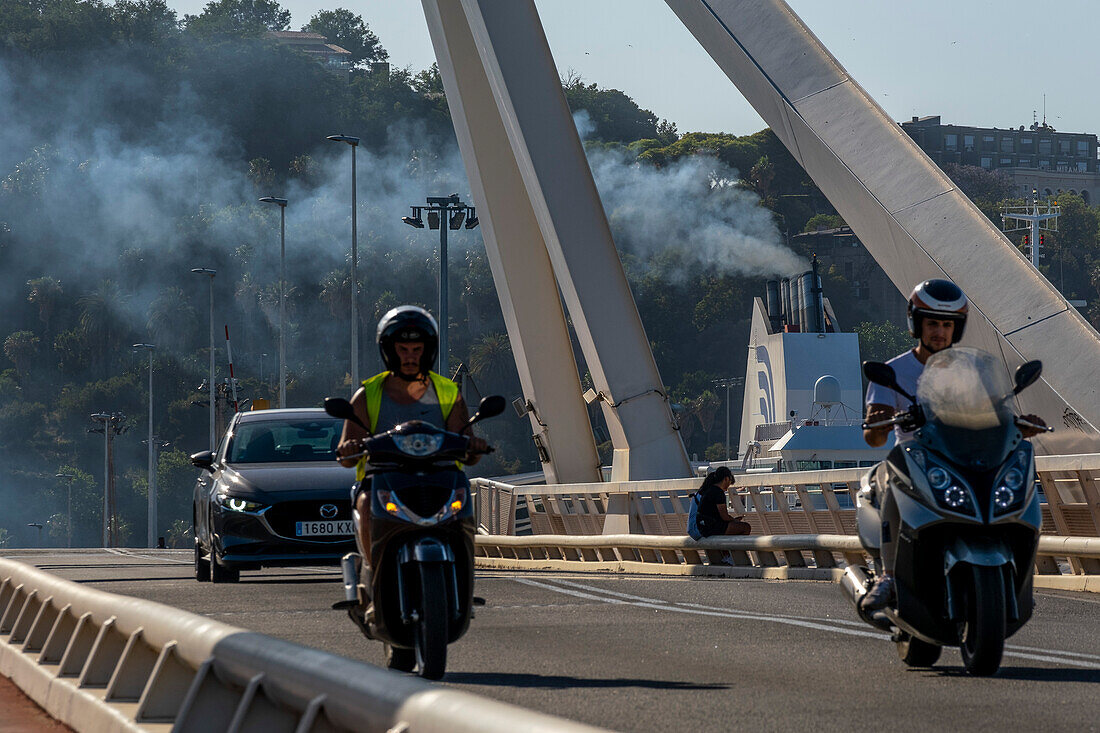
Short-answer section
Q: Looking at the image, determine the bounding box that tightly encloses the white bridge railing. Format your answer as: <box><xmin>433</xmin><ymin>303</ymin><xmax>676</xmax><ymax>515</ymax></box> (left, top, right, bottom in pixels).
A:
<box><xmin>473</xmin><ymin>453</ymin><xmax>1100</xmax><ymax>585</ymax></box>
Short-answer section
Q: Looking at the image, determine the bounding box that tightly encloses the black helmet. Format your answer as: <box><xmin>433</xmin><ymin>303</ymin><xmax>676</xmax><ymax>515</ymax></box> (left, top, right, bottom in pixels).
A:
<box><xmin>907</xmin><ymin>279</ymin><xmax>968</xmax><ymax>343</ymax></box>
<box><xmin>376</xmin><ymin>305</ymin><xmax>438</xmax><ymax>376</ymax></box>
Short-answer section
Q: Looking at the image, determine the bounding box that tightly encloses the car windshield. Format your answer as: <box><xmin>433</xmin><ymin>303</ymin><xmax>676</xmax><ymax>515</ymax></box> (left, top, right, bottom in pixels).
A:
<box><xmin>227</xmin><ymin>418</ymin><xmax>343</xmax><ymax>463</ymax></box>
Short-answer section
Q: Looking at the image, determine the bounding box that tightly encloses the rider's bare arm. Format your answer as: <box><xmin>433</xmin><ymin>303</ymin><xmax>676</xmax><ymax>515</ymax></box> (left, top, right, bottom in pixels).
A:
<box><xmin>863</xmin><ymin>402</ymin><xmax>896</xmax><ymax>448</ymax></box>
<box><xmin>336</xmin><ymin>387</ymin><xmax>371</xmax><ymax>467</ymax></box>
<box><xmin>1018</xmin><ymin>413</ymin><xmax>1047</xmax><ymax>439</ymax></box>
<box><xmin>446</xmin><ymin>394</ymin><xmax>487</xmax><ymax>465</ymax></box>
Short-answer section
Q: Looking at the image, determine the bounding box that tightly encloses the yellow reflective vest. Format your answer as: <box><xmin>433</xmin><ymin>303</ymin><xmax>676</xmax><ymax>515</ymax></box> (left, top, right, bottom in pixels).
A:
<box><xmin>355</xmin><ymin>371</ymin><xmax>459</xmax><ymax>481</ymax></box>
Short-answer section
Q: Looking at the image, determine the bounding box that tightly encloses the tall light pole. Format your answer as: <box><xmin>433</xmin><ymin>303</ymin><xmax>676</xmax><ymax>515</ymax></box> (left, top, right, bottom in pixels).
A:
<box><xmin>133</xmin><ymin>343</ymin><xmax>156</xmax><ymax>547</ymax></box>
<box><xmin>402</xmin><ymin>194</ymin><xmax>479</xmax><ymax>378</ymax></box>
<box><xmin>712</xmin><ymin>377</ymin><xmax>745</xmax><ymax>461</ymax></box>
<box><xmin>259</xmin><ymin>197</ymin><xmax>288</xmax><ymax>407</ymax></box>
<box><xmin>326</xmin><ymin>134</ymin><xmax>360</xmax><ymax>386</ymax></box>
<box><xmin>89</xmin><ymin>412</ymin><xmax>126</xmax><ymax>547</ymax></box>
<box><xmin>55</xmin><ymin>473</ymin><xmax>75</xmax><ymax>548</ymax></box>
<box><xmin>190</xmin><ymin>268</ymin><xmax>217</xmax><ymax>449</ymax></box>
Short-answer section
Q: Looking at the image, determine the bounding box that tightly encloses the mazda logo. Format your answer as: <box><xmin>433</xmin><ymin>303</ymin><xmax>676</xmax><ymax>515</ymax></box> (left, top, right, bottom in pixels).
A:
<box><xmin>319</xmin><ymin>504</ymin><xmax>338</xmax><ymax>519</ymax></box>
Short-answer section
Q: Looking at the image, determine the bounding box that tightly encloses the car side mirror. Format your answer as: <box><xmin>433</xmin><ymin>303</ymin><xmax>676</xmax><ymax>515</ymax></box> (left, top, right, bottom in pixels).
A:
<box><xmin>862</xmin><ymin>360</ymin><xmax>915</xmax><ymax>403</ymax></box>
<box><xmin>324</xmin><ymin>397</ymin><xmax>367</xmax><ymax>431</ymax></box>
<box><xmin>190</xmin><ymin>450</ymin><xmax>215</xmax><ymax>472</ymax></box>
<box><xmin>1013</xmin><ymin>360</ymin><xmax>1042</xmax><ymax>395</ymax></box>
<box><xmin>466</xmin><ymin>395</ymin><xmax>507</xmax><ymax>429</ymax></box>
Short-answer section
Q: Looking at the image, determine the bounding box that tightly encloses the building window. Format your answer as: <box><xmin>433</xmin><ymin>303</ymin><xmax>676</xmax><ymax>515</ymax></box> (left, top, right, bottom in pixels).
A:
<box><xmin>980</xmin><ymin>157</ymin><xmax>992</xmax><ymax>169</ymax></box>
<box><xmin>1019</xmin><ymin>157</ymin><xmax>1033</xmax><ymax>167</ymax></box>
<box><xmin>1000</xmin><ymin>137</ymin><xmax>1014</xmax><ymax>153</ymax></box>
<box><xmin>1039</xmin><ymin>159</ymin><xmax>1050</xmax><ymax>169</ymax></box>
<box><xmin>1039</xmin><ymin>138</ymin><xmax>1052</xmax><ymax>154</ymax></box>
<box><xmin>1079</xmin><ymin>161</ymin><xmax>1089</xmax><ymax>172</ymax></box>
<box><xmin>1078</xmin><ymin>140</ymin><xmax>1089</xmax><ymax>156</ymax></box>
<box><xmin>982</xmin><ymin>135</ymin><xmax>996</xmax><ymax>152</ymax></box>
<box><xmin>1059</xmin><ymin>139</ymin><xmax>1071</xmax><ymax>155</ymax></box>
<box><xmin>963</xmin><ymin>135</ymin><xmax>975</xmax><ymax>152</ymax></box>
<box><xmin>944</xmin><ymin>134</ymin><xmax>957</xmax><ymax>151</ymax></box>
<box><xmin>1000</xmin><ymin>158</ymin><xmax>1013</xmax><ymax>166</ymax></box>
<box><xmin>1020</xmin><ymin>136</ymin><xmax>1034</xmax><ymax>151</ymax></box>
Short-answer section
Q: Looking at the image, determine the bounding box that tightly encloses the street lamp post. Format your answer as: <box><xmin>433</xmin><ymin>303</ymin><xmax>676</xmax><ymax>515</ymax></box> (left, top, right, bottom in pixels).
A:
<box><xmin>190</xmin><ymin>269</ymin><xmax>217</xmax><ymax>449</ymax></box>
<box><xmin>402</xmin><ymin>194</ymin><xmax>479</xmax><ymax>378</ymax></box>
<box><xmin>27</xmin><ymin>523</ymin><xmax>43</xmax><ymax>546</ymax></box>
<box><xmin>712</xmin><ymin>377</ymin><xmax>745</xmax><ymax>461</ymax></box>
<box><xmin>259</xmin><ymin>197</ymin><xmax>288</xmax><ymax>407</ymax></box>
<box><xmin>133</xmin><ymin>343</ymin><xmax>156</xmax><ymax>547</ymax></box>
<box><xmin>326</xmin><ymin>134</ymin><xmax>361</xmax><ymax>386</ymax></box>
<box><xmin>55</xmin><ymin>473</ymin><xmax>75</xmax><ymax>548</ymax></box>
<box><xmin>89</xmin><ymin>412</ymin><xmax>126</xmax><ymax>547</ymax></box>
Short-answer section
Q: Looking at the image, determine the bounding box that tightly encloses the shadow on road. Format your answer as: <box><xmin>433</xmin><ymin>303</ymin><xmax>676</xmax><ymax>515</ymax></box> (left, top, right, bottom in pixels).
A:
<box><xmin>926</xmin><ymin>667</ymin><xmax>1100</xmax><ymax>683</ymax></box>
<box><xmin>446</xmin><ymin>672</ymin><xmax>729</xmax><ymax>690</ymax></box>
<box><xmin>75</xmin><ymin>576</ymin><xmax>192</xmax><ymax>584</ymax></box>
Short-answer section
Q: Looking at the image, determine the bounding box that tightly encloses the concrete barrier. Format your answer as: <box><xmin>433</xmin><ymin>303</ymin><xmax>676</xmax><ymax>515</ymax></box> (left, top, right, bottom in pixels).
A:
<box><xmin>0</xmin><ymin>558</ymin><xmax>608</xmax><ymax>733</ymax></box>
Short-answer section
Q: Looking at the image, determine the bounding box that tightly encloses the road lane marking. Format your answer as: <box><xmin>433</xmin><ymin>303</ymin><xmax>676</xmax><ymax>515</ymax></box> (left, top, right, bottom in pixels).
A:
<box><xmin>516</xmin><ymin>578</ymin><xmax>1100</xmax><ymax>669</ymax></box>
<box><xmin>513</xmin><ymin>578</ymin><xmax>885</xmax><ymax>640</ymax></box>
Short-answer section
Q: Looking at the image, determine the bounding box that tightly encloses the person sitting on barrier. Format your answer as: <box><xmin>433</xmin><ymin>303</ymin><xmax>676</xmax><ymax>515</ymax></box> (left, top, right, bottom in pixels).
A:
<box><xmin>688</xmin><ymin>466</ymin><xmax>751</xmax><ymax>542</ymax></box>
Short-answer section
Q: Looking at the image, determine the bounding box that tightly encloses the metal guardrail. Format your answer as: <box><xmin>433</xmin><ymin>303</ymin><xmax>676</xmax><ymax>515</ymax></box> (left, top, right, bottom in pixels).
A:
<box><xmin>473</xmin><ymin>533</ymin><xmax>1100</xmax><ymax>591</ymax></box>
<box><xmin>0</xmin><ymin>558</ymin><xmax>607</xmax><ymax>733</ymax></box>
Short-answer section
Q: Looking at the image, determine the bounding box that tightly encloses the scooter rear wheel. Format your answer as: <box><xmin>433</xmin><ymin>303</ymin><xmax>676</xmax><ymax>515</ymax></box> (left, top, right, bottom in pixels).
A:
<box><xmin>958</xmin><ymin>564</ymin><xmax>1005</xmax><ymax>676</ymax></box>
<box><xmin>896</xmin><ymin>633</ymin><xmax>942</xmax><ymax>667</ymax></box>
<box><xmin>414</xmin><ymin>564</ymin><xmax>448</xmax><ymax>680</ymax></box>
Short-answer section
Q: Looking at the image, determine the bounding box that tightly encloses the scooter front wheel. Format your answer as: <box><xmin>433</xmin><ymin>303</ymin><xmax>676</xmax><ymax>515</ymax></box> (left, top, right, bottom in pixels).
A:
<box><xmin>958</xmin><ymin>564</ymin><xmax>1006</xmax><ymax>676</ymax></box>
<box><xmin>414</xmin><ymin>563</ymin><xmax>449</xmax><ymax>680</ymax></box>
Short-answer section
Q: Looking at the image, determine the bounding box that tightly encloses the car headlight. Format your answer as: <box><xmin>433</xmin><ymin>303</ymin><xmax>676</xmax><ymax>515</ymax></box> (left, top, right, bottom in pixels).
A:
<box><xmin>393</xmin><ymin>433</ymin><xmax>444</xmax><ymax>456</ymax></box>
<box><xmin>218</xmin><ymin>494</ymin><xmax>265</xmax><ymax>513</ymax></box>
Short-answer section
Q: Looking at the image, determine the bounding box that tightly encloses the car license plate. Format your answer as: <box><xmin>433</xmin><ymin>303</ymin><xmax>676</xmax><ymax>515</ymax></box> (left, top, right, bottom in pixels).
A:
<box><xmin>295</xmin><ymin>520</ymin><xmax>353</xmax><ymax>537</ymax></box>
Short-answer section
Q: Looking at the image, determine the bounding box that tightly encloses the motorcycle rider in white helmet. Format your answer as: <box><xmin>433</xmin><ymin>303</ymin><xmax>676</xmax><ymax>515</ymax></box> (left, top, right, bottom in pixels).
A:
<box><xmin>861</xmin><ymin>279</ymin><xmax>1047</xmax><ymax>611</ymax></box>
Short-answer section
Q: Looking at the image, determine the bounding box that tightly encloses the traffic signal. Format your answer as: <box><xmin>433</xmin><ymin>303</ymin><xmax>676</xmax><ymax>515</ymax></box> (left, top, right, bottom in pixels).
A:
<box><xmin>1039</xmin><ymin>234</ymin><xmax>1045</xmax><ymax>247</ymax></box>
<box><xmin>1022</xmin><ymin>234</ymin><xmax>1029</xmax><ymax>247</ymax></box>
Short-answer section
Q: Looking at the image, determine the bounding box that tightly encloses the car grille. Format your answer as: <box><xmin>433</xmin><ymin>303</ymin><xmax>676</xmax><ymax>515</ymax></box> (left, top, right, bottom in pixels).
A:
<box><xmin>264</xmin><ymin>499</ymin><xmax>352</xmax><ymax>538</ymax></box>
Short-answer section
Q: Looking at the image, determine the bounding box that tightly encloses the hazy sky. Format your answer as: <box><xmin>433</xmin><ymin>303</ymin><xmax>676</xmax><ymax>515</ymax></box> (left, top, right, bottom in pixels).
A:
<box><xmin>170</xmin><ymin>0</ymin><xmax>1098</xmax><ymax>136</ymax></box>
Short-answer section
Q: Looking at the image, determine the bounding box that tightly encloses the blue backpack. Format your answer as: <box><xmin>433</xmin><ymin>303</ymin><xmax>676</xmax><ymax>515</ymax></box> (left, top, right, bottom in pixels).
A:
<box><xmin>687</xmin><ymin>490</ymin><xmax>705</xmax><ymax>540</ymax></box>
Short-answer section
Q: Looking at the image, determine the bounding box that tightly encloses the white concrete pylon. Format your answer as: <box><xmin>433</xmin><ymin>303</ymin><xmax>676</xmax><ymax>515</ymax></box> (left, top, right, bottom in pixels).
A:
<box><xmin>426</xmin><ymin>0</ymin><xmax>692</xmax><ymax>479</ymax></box>
<box><xmin>423</xmin><ymin>0</ymin><xmax>600</xmax><ymax>483</ymax></box>
<box><xmin>666</xmin><ymin>0</ymin><xmax>1100</xmax><ymax>453</ymax></box>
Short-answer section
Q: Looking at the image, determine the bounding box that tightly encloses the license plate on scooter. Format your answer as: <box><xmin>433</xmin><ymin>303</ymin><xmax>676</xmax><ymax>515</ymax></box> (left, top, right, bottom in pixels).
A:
<box><xmin>295</xmin><ymin>520</ymin><xmax>354</xmax><ymax>537</ymax></box>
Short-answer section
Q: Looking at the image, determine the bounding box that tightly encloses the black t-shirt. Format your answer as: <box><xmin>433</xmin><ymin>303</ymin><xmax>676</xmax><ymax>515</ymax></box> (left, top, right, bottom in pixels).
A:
<box><xmin>696</xmin><ymin>484</ymin><xmax>727</xmax><ymax>526</ymax></box>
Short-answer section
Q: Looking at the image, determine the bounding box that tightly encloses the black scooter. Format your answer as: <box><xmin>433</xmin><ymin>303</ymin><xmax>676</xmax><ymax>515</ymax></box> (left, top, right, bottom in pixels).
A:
<box><xmin>324</xmin><ymin>395</ymin><xmax>505</xmax><ymax>680</ymax></box>
<box><xmin>840</xmin><ymin>347</ymin><xmax>1052</xmax><ymax>676</ymax></box>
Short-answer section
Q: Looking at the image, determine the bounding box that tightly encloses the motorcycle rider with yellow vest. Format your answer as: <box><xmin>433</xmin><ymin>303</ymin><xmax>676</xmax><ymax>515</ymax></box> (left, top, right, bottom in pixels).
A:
<box><xmin>336</xmin><ymin>306</ymin><xmax>487</xmax><ymax>564</ymax></box>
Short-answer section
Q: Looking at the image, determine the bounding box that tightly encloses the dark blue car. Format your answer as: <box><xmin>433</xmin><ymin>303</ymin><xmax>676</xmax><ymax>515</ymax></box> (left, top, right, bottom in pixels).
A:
<box><xmin>191</xmin><ymin>408</ymin><xmax>357</xmax><ymax>583</ymax></box>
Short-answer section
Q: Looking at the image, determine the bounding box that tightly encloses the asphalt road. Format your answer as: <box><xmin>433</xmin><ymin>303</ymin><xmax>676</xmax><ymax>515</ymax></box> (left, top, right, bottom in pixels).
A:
<box><xmin>4</xmin><ymin>549</ymin><xmax>1100</xmax><ymax>732</ymax></box>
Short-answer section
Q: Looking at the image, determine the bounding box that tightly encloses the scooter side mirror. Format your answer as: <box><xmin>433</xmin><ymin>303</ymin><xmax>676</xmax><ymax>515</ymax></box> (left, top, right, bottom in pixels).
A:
<box><xmin>1013</xmin><ymin>360</ymin><xmax>1042</xmax><ymax>395</ymax></box>
<box><xmin>466</xmin><ymin>395</ymin><xmax>507</xmax><ymax>429</ymax></box>
<box><xmin>862</xmin><ymin>361</ymin><xmax>915</xmax><ymax>403</ymax></box>
<box><xmin>190</xmin><ymin>450</ymin><xmax>215</xmax><ymax>473</ymax></box>
<box><xmin>324</xmin><ymin>397</ymin><xmax>368</xmax><ymax>431</ymax></box>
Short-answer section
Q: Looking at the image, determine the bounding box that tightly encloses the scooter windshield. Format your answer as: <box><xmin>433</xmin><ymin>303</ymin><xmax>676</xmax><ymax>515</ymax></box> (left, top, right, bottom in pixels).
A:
<box><xmin>915</xmin><ymin>347</ymin><xmax>1017</xmax><ymax>468</ymax></box>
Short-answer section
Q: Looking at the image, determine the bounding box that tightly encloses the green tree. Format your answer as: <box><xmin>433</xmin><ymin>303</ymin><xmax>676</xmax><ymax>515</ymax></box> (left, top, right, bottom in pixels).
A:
<box><xmin>4</xmin><ymin>330</ymin><xmax>40</xmax><ymax>376</ymax></box>
<box><xmin>26</xmin><ymin>276</ymin><xmax>63</xmax><ymax>344</ymax></box>
<box><xmin>854</xmin><ymin>320</ymin><xmax>911</xmax><ymax>364</ymax></box>
<box><xmin>468</xmin><ymin>333</ymin><xmax>513</xmax><ymax>387</ymax></box>
<box><xmin>562</xmin><ymin>73</ymin><xmax>664</xmax><ymax>144</ymax></box>
<box><xmin>184</xmin><ymin>0</ymin><xmax>290</xmax><ymax>37</ymax></box>
<box><xmin>302</xmin><ymin>8</ymin><xmax>387</xmax><ymax>66</ymax></box>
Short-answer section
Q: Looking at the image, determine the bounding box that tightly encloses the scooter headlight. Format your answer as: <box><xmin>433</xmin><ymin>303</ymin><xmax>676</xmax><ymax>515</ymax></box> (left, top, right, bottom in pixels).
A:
<box><xmin>926</xmin><ymin>467</ymin><xmax>951</xmax><ymax>490</ymax></box>
<box><xmin>993</xmin><ymin>486</ymin><xmax>1016</xmax><ymax>509</ymax></box>
<box><xmin>942</xmin><ymin>486</ymin><xmax>969</xmax><ymax>509</ymax></box>
<box><xmin>1002</xmin><ymin>468</ymin><xmax>1024</xmax><ymax>491</ymax></box>
<box><xmin>393</xmin><ymin>433</ymin><xmax>444</xmax><ymax>457</ymax></box>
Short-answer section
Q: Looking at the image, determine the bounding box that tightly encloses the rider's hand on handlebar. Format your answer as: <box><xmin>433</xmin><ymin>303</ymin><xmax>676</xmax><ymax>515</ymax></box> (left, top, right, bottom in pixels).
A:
<box><xmin>336</xmin><ymin>438</ymin><xmax>367</xmax><ymax>461</ymax></box>
<box><xmin>465</xmin><ymin>436</ymin><xmax>490</xmax><ymax>457</ymax></box>
<box><xmin>1017</xmin><ymin>414</ymin><xmax>1049</xmax><ymax>438</ymax></box>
